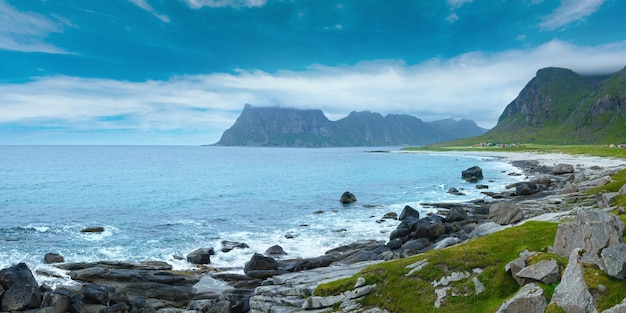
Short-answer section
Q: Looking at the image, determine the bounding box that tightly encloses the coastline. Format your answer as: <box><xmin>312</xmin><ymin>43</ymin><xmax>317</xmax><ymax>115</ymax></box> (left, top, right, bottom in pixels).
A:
<box><xmin>3</xmin><ymin>150</ymin><xmax>626</xmax><ymax>313</ymax></box>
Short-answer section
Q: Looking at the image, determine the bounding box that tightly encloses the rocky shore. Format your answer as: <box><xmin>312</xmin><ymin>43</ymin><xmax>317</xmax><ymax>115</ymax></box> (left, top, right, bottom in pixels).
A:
<box><xmin>2</xmin><ymin>152</ymin><xmax>626</xmax><ymax>313</ymax></box>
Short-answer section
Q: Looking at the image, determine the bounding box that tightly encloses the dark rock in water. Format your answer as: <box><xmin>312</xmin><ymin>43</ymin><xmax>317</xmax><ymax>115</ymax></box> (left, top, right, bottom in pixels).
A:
<box><xmin>476</xmin><ymin>184</ymin><xmax>489</xmax><ymax>190</ymax></box>
<box><xmin>221</xmin><ymin>240</ymin><xmax>249</xmax><ymax>253</ymax></box>
<box><xmin>462</xmin><ymin>166</ymin><xmax>483</xmax><ymax>182</ymax></box>
<box><xmin>382</xmin><ymin>212</ymin><xmax>398</xmax><ymax>220</ymax></box>
<box><xmin>244</xmin><ymin>253</ymin><xmax>279</xmax><ymax>279</ymax></box>
<box><xmin>447</xmin><ymin>187</ymin><xmax>465</xmax><ymax>196</ymax></box>
<box><xmin>81</xmin><ymin>227</ymin><xmax>105</xmax><ymax>233</ymax></box>
<box><xmin>399</xmin><ymin>205</ymin><xmax>420</xmax><ymax>221</ymax></box>
<box><xmin>186</xmin><ymin>248</ymin><xmax>215</xmax><ymax>264</ymax></box>
<box><xmin>0</xmin><ymin>263</ymin><xmax>43</xmax><ymax>311</ymax></box>
<box><xmin>45</xmin><ymin>253</ymin><xmax>65</xmax><ymax>264</ymax></box>
<box><xmin>445</xmin><ymin>207</ymin><xmax>468</xmax><ymax>222</ymax></box>
<box><xmin>265</xmin><ymin>245</ymin><xmax>287</xmax><ymax>256</ymax></box>
<box><xmin>340</xmin><ymin>191</ymin><xmax>357</xmax><ymax>204</ymax></box>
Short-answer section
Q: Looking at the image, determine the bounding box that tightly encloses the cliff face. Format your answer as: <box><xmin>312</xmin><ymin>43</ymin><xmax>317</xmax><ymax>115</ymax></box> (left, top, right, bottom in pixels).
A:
<box><xmin>214</xmin><ymin>105</ymin><xmax>486</xmax><ymax>147</ymax></box>
<box><xmin>486</xmin><ymin>66</ymin><xmax>626</xmax><ymax>144</ymax></box>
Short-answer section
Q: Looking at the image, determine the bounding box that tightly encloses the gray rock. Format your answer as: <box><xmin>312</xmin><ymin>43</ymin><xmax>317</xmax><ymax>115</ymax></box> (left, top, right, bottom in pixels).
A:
<box><xmin>244</xmin><ymin>253</ymin><xmax>279</xmax><ymax>279</ymax></box>
<box><xmin>221</xmin><ymin>240</ymin><xmax>249</xmax><ymax>253</ymax></box>
<box><xmin>515</xmin><ymin>259</ymin><xmax>560</xmax><ymax>284</ymax></box>
<box><xmin>445</xmin><ymin>207</ymin><xmax>468</xmax><ymax>222</ymax></box>
<box><xmin>601</xmin><ymin>192</ymin><xmax>619</xmax><ymax>208</ymax></box>
<box><xmin>549</xmin><ymin>210</ymin><xmax>624</xmax><ymax>258</ymax></box>
<box><xmin>603</xmin><ymin>297</ymin><xmax>626</xmax><ymax>313</ymax></box>
<box><xmin>552</xmin><ymin>163</ymin><xmax>575</xmax><ymax>174</ymax></box>
<box><xmin>447</xmin><ymin>187</ymin><xmax>465</xmax><ymax>196</ymax></box>
<box><xmin>340</xmin><ymin>191</ymin><xmax>357</xmax><ymax>204</ymax></box>
<box><xmin>489</xmin><ymin>201</ymin><xmax>524</xmax><ymax>225</ymax></box>
<box><xmin>505</xmin><ymin>256</ymin><xmax>528</xmax><ymax>286</ymax></box>
<box><xmin>495</xmin><ymin>283</ymin><xmax>547</xmax><ymax>313</ymax></box>
<box><xmin>265</xmin><ymin>245</ymin><xmax>287</xmax><ymax>256</ymax></box>
<box><xmin>462</xmin><ymin>166</ymin><xmax>483</xmax><ymax>182</ymax></box>
<box><xmin>472</xmin><ymin>277</ymin><xmax>485</xmax><ymax>295</ymax></box>
<box><xmin>186</xmin><ymin>248</ymin><xmax>215</xmax><ymax>265</ymax></box>
<box><xmin>469</xmin><ymin>222</ymin><xmax>505</xmax><ymax>238</ymax></box>
<box><xmin>398</xmin><ymin>205</ymin><xmax>420</xmax><ymax>221</ymax></box>
<box><xmin>44</xmin><ymin>253</ymin><xmax>65</xmax><ymax>264</ymax></box>
<box><xmin>549</xmin><ymin>248</ymin><xmax>597</xmax><ymax>313</ymax></box>
<box><xmin>601</xmin><ymin>243</ymin><xmax>626</xmax><ymax>279</ymax></box>
<box><xmin>0</xmin><ymin>263</ymin><xmax>42</xmax><ymax>311</ymax></box>
<box><xmin>412</xmin><ymin>216</ymin><xmax>445</xmax><ymax>240</ymax></box>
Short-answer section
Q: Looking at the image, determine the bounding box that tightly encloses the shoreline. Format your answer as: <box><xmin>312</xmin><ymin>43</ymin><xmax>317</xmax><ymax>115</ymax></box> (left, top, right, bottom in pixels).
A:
<box><xmin>3</xmin><ymin>150</ymin><xmax>626</xmax><ymax>313</ymax></box>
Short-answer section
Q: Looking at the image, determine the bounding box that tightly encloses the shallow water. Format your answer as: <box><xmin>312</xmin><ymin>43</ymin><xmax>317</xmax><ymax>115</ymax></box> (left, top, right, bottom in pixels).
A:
<box><xmin>0</xmin><ymin>146</ymin><xmax>522</xmax><ymax>284</ymax></box>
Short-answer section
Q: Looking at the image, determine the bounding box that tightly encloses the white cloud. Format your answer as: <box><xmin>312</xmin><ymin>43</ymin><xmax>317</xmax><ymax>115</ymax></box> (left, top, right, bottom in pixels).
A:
<box><xmin>446</xmin><ymin>0</ymin><xmax>473</xmax><ymax>23</ymax></box>
<box><xmin>539</xmin><ymin>0</ymin><xmax>607</xmax><ymax>30</ymax></box>
<box><xmin>128</xmin><ymin>0</ymin><xmax>171</xmax><ymax>23</ymax></box>
<box><xmin>184</xmin><ymin>0</ymin><xmax>267</xmax><ymax>9</ymax></box>
<box><xmin>1</xmin><ymin>40</ymin><xmax>625</xmax><ymax>143</ymax></box>
<box><xmin>0</xmin><ymin>0</ymin><xmax>67</xmax><ymax>53</ymax></box>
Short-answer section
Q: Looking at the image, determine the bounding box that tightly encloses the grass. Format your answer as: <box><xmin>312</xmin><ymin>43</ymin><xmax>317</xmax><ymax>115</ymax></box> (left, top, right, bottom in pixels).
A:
<box><xmin>404</xmin><ymin>144</ymin><xmax>626</xmax><ymax>159</ymax></box>
<box><xmin>316</xmin><ymin>221</ymin><xmax>559</xmax><ymax>313</ymax></box>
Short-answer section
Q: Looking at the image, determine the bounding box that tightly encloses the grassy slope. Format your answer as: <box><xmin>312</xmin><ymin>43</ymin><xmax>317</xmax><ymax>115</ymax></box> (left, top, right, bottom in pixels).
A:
<box><xmin>314</xmin><ymin>147</ymin><xmax>626</xmax><ymax>313</ymax></box>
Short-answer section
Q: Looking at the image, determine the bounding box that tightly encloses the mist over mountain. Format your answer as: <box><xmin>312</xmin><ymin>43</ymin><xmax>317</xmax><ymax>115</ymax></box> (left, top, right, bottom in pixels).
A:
<box><xmin>214</xmin><ymin>104</ymin><xmax>487</xmax><ymax>147</ymax></box>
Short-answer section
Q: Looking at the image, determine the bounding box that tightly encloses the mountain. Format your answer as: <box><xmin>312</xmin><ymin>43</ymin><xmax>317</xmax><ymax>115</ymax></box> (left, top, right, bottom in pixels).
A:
<box><xmin>476</xmin><ymin>66</ymin><xmax>626</xmax><ymax>144</ymax></box>
<box><xmin>428</xmin><ymin>118</ymin><xmax>488</xmax><ymax>138</ymax></box>
<box><xmin>214</xmin><ymin>104</ymin><xmax>486</xmax><ymax>147</ymax></box>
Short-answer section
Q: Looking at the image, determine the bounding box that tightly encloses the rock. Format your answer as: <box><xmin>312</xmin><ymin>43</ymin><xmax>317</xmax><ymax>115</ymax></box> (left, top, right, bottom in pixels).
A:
<box><xmin>476</xmin><ymin>184</ymin><xmax>489</xmax><ymax>190</ymax></box>
<box><xmin>221</xmin><ymin>240</ymin><xmax>249</xmax><ymax>253</ymax></box>
<box><xmin>472</xmin><ymin>277</ymin><xmax>485</xmax><ymax>295</ymax></box>
<box><xmin>244</xmin><ymin>253</ymin><xmax>279</xmax><ymax>279</ymax></box>
<box><xmin>399</xmin><ymin>238</ymin><xmax>431</xmax><ymax>255</ymax></box>
<box><xmin>398</xmin><ymin>205</ymin><xmax>420</xmax><ymax>221</ymax></box>
<box><xmin>265</xmin><ymin>245</ymin><xmax>287</xmax><ymax>256</ymax></box>
<box><xmin>495</xmin><ymin>283</ymin><xmax>547</xmax><ymax>313</ymax></box>
<box><xmin>469</xmin><ymin>222</ymin><xmax>505</xmax><ymax>238</ymax></box>
<box><xmin>549</xmin><ymin>210</ymin><xmax>624</xmax><ymax>258</ymax></box>
<box><xmin>552</xmin><ymin>163</ymin><xmax>575</xmax><ymax>174</ymax></box>
<box><xmin>340</xmin><ymin>191</ymin><xmax>357</xmax><ymax>204</ymax></box>
<box><xmin>445</xmin><ymin>207</ymin><xmax>468</xmax><ymax>222</ymax></box>
<box><xmin>447</xmin><ymin>187</ymin><xmax>465</xmax><ymax>196</ymax></box>
<box><xmin>462</xmin><ymin>166</ymin><xmax>483</xmax><ymax>182</ymax></box>
<box><xmin>412</xmin><ymin>216</ymin><xmax>445</xmax><ymax>240</ymax></box>
<box><xmin>381</xmin><ymin>212</ymin><xmax>398</xmax><ymax>220</ymax></box>
<box><xmin>186</xmin><ymin>248</ymin><xmax>215</xmax><ymax>264</ymax></box>
<box><xmin>515</xmin><ymin>183</ymin><xmax>535</xmax><ymax>196</ymax></box>
<box><xmin>549</xmin><ymin>248</ymin><xmax>597</xmax><ymax>313</ymax></box>
<box><xmin>601</xmin><ymin>243</ymin><xmax>626</xmax><ymax>279</ymax></box>
<box><xmin>604</xmin><ymin>297</ymin><xmax>626</xmax><ymax>313</ymax></box>
<box><xmin>45</xmin><ymin>253</ymin><xmax>65</xmax><ymax>264</ymax></box>
<box><xmin>81</xmin><ymin>227</ymin><xmax>105</xmax><ymax>233</ymax></box>
<box><xmin>489</xmin><ymin>201</ymin><xmax>524</xmax><ymax>225</ymax></box>
<box><xmin>505</xmin><ymin>256</ymin><xmax>528</xmax><ymax>286</ymax></box>
<box><xmin>0</xmin><ymin>263</ymin><xmax>43</xmax><ymax>311</ymax></box>
<box><xmin>40</xmin><ymin>291</ymin><xmax>70</xmax><ymax>313</ymax></box>
<box><xmin>515</xmin><ymin>259</ymin><xmax>560</xmax><ymax>284</ymax></box>
<box><xmin>601</xmin><ymin>192</ymin><xmax>619</xmax><ymax>208</ymax></box>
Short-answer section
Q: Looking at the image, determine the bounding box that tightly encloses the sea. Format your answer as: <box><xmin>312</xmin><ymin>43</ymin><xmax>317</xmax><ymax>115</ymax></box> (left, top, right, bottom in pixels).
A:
<box><xmin>0</xmin><ymin>146</ymin><xmax>523</xmax><ymax>286</ymax></box>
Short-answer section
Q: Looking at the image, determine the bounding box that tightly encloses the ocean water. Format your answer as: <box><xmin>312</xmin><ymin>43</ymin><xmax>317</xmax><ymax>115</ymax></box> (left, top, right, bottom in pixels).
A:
<box><xmin>0</xmin><ymin>146</ymin><xmax>522</xmax><ymax>284</ymax></box>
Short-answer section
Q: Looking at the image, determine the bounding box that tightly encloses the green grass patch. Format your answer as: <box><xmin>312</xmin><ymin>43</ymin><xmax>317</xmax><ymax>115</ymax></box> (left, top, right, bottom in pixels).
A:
<box><xmin>314</xmin><ymin>221</ymin><xmax>558</xmax><ymax>313</ymax></box>
<box><xmin>583</xmin><ymin>265</ymin><xmax>626</xmax><ymax>311</ymax></box>
<box><xmin>585</xmin><ymin>168</ymin><xmax>626</xmax><ymax>195</ymax></box>
<box><xmin>404</xmin><ymin>144</ymin><xmax>626</xmax><ymax>159</ymax></box>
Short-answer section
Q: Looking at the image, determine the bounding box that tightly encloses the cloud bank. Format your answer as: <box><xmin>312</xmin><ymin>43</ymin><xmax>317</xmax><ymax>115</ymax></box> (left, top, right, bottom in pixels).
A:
<box><xmin>539</xmin><ymin>0</ymin><xmax>607</xmax><ymax>30</ymax></box>
<box><xmin>0</xmin><ymin>0</ymin><xmax>66</xmax><ymax>53</ymax></box>
<box><xmin>2</xmin><ymin>39</ymin><xmax>625</xmax><ymax>143</ymax></box>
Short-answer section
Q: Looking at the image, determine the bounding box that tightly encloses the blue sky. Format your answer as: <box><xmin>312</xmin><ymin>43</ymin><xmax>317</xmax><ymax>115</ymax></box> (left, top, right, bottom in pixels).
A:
<box><xmin>1</xmin><ymin>0</ymin><xmax>625</xmax><ymax>145</ymax></box>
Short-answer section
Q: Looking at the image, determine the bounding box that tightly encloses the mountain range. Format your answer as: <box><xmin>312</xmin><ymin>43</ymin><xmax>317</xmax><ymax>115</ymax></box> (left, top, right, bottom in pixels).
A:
<box><xmin>214</xmin><ymin>104</ymin><xmax>487</xmax><ymax>147</ymax></box>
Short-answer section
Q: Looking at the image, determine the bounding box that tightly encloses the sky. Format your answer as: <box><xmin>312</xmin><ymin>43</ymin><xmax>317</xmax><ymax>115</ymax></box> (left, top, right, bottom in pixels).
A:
<box><xmin>1</xmin><ymin>0</ymin><xmax>626</xmax><ymax>145</ymax></box>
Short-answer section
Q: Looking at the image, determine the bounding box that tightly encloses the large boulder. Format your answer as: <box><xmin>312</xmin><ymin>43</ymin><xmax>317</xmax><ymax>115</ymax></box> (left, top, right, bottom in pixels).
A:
<box><xmin>0</xmin><ymin>263</ymin><xmax>43</xmax><ymax>311</ymax></box>
<box><xmin>186</xmin><ymin>248</ymin><xmax>215</xmax><ymax>264</ymax></box>
<box><xmin>601</xmin><ymin>243</ymin><xmax>626</xmax><ymax>279</ymax></box>
<box><xmin>244</xmin><ymin>253</ymin><xmax>279</xmax><ymax>279</ymax></box>
<box><xmin>411</xmin><ymin>216</ymin><xmax>445</xmax><ymax>240</ymax></box>
<box><xmin>549</xmin><ymin>210</ymin><xmax>624</xmax><ymax>258</ymax></box>
<box><xmin>552</xmin><ymin>163</ymin><xmax>575</xmax><ymax>174</ymax></box>
<box><xmin>495</xmin><ymin>283</ymin><xmax>547</xmax><ymax>313</ymax></box>
<box><xmin>515</xmin><ymin>259</ymin><xmax>560</xmax><ymax>284</ymax></box>
<box><xmin>445</xmin><ymin>207</ymin><xmax>468</xmax><ymax>222</ymax></box>
<box><xmin>489</xmin><ymin>201</ymin><xmax>524</xmax><ymax>225</ymax></box>
<box><xmin>44</xmin><ymin>253</ymin><xmax>65</xmax><ymax>264</ymax></box>
<box><xmin>549</xmin><ymin>248</ymin><xmax>597</xmax><ymax>313</ymax></box>
<box><xmin>462</xmin><ymin>166</ymin><xmax>483</xmax><ymax>182</ymax></box>
<box><xmin>398</xmin><ymin>205</ymin><xmax>420</xmax><ymax>221</ymax></box>
<box><xmin>339</xmin><ymin>191</ymin><xmax>357</xmax><ymax>204</ymax></box>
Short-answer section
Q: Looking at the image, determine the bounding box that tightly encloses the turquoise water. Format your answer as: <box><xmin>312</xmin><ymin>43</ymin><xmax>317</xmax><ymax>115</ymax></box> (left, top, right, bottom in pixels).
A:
<box><xmin>0</xmin><ymin>146</ymin><xmax>521</xmax><ymax>282</ymax></box>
